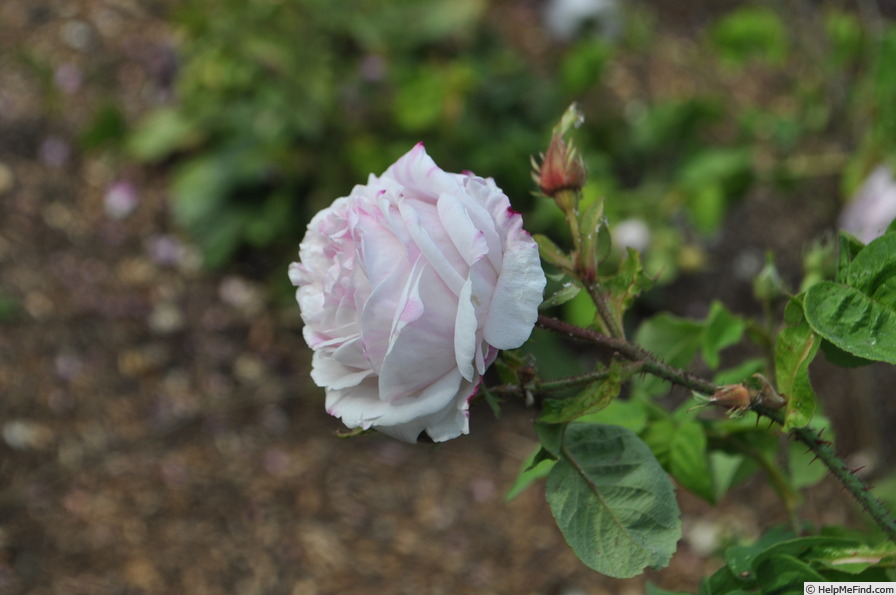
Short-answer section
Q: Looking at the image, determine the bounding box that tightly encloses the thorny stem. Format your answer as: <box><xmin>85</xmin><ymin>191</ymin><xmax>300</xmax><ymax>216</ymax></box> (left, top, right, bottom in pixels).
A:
<box><xmin>534</xmin><ymin>313</ymin><xmax>896</xmax><ymax>543</ymax></box>
<box><xmin>487</xmin><ymin>360</ymin><xmax>645</xmax><ymax>399</ymax></box>
<box><xmin>584</xmin><ymin>282</ymin><xmax>624</xmax><ymax>340</ymax></box>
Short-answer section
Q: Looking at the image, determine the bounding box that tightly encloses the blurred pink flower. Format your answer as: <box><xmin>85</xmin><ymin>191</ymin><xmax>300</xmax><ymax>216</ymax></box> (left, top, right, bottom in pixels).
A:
<box><xmin>840</xmin><ymin>164</ymin><xmax>896</xmax><ymax>243</ymax></box>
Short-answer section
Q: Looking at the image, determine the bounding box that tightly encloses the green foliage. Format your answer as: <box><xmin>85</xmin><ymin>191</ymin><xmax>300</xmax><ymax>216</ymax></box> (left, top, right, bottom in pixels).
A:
<box><xmin>546</xmin><ymin>423</ymin><xmax>681</xmax><ymax>578</ymax></box>
<box><xmin>774</xmin><ymin>299</ymin><xmax>820</xmax><ymax>429</ymax></box>
<box><xmin>642</xmin><ymin>406</ymin><xmax>714</xmax><ymax>502</ymax></box>
<box><xmin>701</xmin><ymin>529</ymin><xmax>896</xmax><ymax>593</ymax></box>
<box><xmin>709</xmin><ymin>6</ymin><xmax>788</xmax><ymax>67</ymax></box>
<box><xmin>633</xmin><ymin>301</ymin><xmax>745</xmax><ymax>398</ymax></box>
<box><xmin>804</xmin><ymin>232</ymin><xmax>896</xmax><ymax>365</ymax></box>
<box><xmin>538</xmin><ymin>363</ymin><xmax>626</xmax><ymax>424</ymax></box>
<box><xmin>128</xmin><ymin>0</ymin><xmax>564</xmax><ymax>267</ymax></box>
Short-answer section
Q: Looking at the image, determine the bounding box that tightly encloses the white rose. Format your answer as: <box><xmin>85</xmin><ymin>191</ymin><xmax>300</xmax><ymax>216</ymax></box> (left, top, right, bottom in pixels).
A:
<box><xmin>289</xmin><ymin>144</ymin><xmax>545</xmax><ymax>442</ymax></box>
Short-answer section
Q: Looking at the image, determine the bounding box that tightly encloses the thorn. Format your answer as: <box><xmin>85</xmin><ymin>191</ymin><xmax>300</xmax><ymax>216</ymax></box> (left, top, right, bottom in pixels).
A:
<box><xmin>849</xmin><ymin>465</ymin><xmax>867</xmax><ymax>475</ymax></box>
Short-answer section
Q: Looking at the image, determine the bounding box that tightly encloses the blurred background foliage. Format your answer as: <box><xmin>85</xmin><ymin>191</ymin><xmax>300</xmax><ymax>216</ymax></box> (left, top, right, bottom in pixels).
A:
<box><xmin>86</xmin><ymin>0</ymin><xmax>896</xmax><ymax>286</ymax></box>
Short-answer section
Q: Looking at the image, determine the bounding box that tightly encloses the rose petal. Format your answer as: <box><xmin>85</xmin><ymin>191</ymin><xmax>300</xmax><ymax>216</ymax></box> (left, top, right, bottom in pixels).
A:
<box><xmin>483</xmin><ymin>220</ymin><xmax>545</xmax><ymax>349</ymax></box>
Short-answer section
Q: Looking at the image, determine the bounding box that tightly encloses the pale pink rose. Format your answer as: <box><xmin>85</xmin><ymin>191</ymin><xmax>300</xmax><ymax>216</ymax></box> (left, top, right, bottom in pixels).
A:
<box><xmin>289</xmin><ymin>144</ymin><xmax>545</xmax><ymax>442</ymax></box>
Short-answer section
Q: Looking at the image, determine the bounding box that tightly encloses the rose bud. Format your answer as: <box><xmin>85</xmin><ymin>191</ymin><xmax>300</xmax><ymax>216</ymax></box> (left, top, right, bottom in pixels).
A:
<box><xmin>289</xmin><ymin>144</ymin><xmax>546</xmax><ymax>443</ymax></box>
<box><xmin>532</xmin><ymin>104</ymin><xmax>586</xmax><ymax>212</ymax></box>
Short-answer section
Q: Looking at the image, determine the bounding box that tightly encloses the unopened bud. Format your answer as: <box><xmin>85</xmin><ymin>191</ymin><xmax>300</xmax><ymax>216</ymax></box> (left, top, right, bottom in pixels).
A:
<box><xmin>532</xmin><ymin>104</ymin><xmax>586</xmax><ymax>206</ymax></box>
<box><xmin>707</xmin><ymin>384</ymin><xmax>751</xmax><ymax>414</ymax></box>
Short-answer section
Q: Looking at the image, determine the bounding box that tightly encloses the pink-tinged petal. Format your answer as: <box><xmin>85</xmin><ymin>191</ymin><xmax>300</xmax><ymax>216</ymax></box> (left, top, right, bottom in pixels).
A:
<box><xmin>380</xmin><ymin>143</ymin><xmax>459</xmax><ymax>202</ymax></box>
<box><xmin>419</xmin><ymin>384</ymin><xmax>474</xmax><ymax>442</ymax></box>
<box><xmin>309</xmin><ymin>350</ymin><xmax>372</xmax><ymax>391</ymax></box>
<box><xmin>454</xmin><ymin>278</ymin><xmax>477</xmax><ymax>382</ymax></box>
<box><xmin>359</xmin><ymin>257</ymin><xmax>421</xmax><ymax>370</ymax></box>
<box><xmin>377</xmin><ymin>267</ymin><xmax>459</xmax><ymax>402</ymax></box>
<box><xmin>483</xmin><ymin>223</ymin><xmax>545</xmax><ymax>349</ymax></box>
<box><xmin>437</xmin><ymin>192</ymin><xmax>488</xmax><ymax>267</ymax></box>
<box><xmin>399</xmin><ymin>199</ymin><xmax>465</xmax><ymax>295</ymax></box>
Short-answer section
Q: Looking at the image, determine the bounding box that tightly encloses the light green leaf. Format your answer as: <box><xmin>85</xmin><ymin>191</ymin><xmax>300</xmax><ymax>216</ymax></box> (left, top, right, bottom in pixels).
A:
<box><xmin>775</xmin><ymin>299</ymin><xmax>819</xmax><ymax>429</ymax></box>
<box><xmin>578</xmin><ymin>398</ymin><xmax>648</xmax><ymax>433</ymax></box>
<box><xmin>505</xmin><ymin>446</ymin><xmax>555</xmax><ymax>501</ymax></box>
<box><xmin>540</xmin><ymin>280</ymin><xmax>582</xmax><ymax>310</ymax></box>
<box><xmin>810</xmin><ymin>542</ymin><xmax>896</xmax><ymax>574</ymax></box>
<box><xmin>533</xmin><ymin>233</ymin><xmax>573</xmax><ymax>271</ymax></box>
<box><xmin>546</xmin><ymin>423</ymin><xmax>681</xmax><ymax>578</ymax></box>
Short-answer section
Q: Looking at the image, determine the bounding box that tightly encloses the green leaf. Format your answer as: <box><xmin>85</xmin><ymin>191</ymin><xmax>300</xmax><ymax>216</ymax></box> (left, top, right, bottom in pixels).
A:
<box><xmin>127</xmin><ymin>108</ymin><xmax>200</xmax><ymax>161</ymax></box>
<box><xmin>775</xmin><ymin>299</ymin><xmax>819</xmax><ymax>429</ymax></box>
<box><xmin>643</xmin><ymin>411</ymin><xmax>715</xmax><ymax>502</ymax></box>
<box><xmin>480</xmin><ymin>385</ymin><xmax>501</xmax><ymax>418</ymax></box>
<box><xmin>540</xmin><ymin>280</ymin><xmax>582</xmax><ymax>310</ymax></box>
<box><xmin>804</xmin><ymin>282</ymin><xmax>896</xmax><ymax>365</ymax></box>
<box><xmin>578</xmin><ymin>398</ymin><xmax>648</xmax><ymax>433</ymax></box>
<box><xmin>810</xmin><ymin>541</ymin><xmax>896</xmax><ymax>575</ymax></box>
<box><xmin>699</xmin><ymin>565</ymin><xmax>750</xmax><ymax>595</ymax></box>
<box><xmin>836</xmin><ymin>231</ymin><xmax>865</xmax><ymax>284</ymax></box>
<box><xmin>702</xmin><ymin>301</ymin><xmax>746</xmax><ymax>369</ymax></box>
<box><xmin>633</xmin><ymin>313</ymin><xmax>703</xmax><ymax>397</ymax></box>
<box><xmin>712</xmin><ymin>357</ymin><xmax>766</xmax><ymax>386</ymax></box>
<box><xmin>533</xmin><ymin>233</ymin><xmax>573</xmax><ymax>271</ymax></box>
<box><xmin>754</xmin><ymin>555</ymin><xmax>825</xmax><ymax>592</ymax></box>
<box><xmin>535</xmin><ymin>422</ymin><xmax>565</xmax><ymax>458</ymax></box>
<box><xmin>606</xmin><ymin>248</ymin><xmax>652</xmax><ymax>328</ymax></box>
<box><xmin>539</xmin><ymin>375</ymin><xmax>621</xmax><ymax>424</ymax></box>
<box><xmin>505</xmin><ymin>446</ymin><xmax>555</xmax><ymax>501</ymax></box>
<box><xmin>546</xmin><ymin>423</ymin><xmax>681</xmax><ymax>578</ymax></box>
<box><xmin>709</xmin><ymin>451</ymin><xmax>747</xmax><ymax>502</ymax></box>
<box><xmin>846</xmin><ymin>233</ymin><xmax>896</xmax><ymax>305</ymax></box>
<box><xmin>820</xmin><ymin>338</ymin><xmax>874</xmax><ymax>368</ymax></box>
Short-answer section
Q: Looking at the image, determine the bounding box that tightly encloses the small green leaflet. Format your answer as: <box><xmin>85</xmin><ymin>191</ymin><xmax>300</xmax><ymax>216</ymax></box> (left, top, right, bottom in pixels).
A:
<box><xmin>546</xmin><ymin>423</ymin><xmax>681</xmax><ymax>578</ymax></box>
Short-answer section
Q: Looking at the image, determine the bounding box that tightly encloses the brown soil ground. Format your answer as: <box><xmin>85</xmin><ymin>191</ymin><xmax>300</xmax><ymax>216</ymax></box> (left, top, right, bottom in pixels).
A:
<box><xmin>0</xmin><ymin>2</ymin><xmax>891</xmax><ymax>594</ymax></box>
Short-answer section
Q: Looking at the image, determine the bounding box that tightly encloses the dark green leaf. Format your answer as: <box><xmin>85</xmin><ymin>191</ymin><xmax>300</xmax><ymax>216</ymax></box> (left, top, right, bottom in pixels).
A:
<box><xmin>754</xmin><ymin>555</ymin><xmax>825</xmax><ymax>592</ymax></box>
<box><xmin>804</xmin><ymin>281</ymin><xmax>896</xmax><ymax>365</ymax></box>
<box><xmin>836</xmin><ymin>231</ymin><xmax>865</xmax><ymax>284</ymax></box>
<box><xmin>535</xmin><ymin>422</ymin><xmax>565</xmax><ymax>458</ymax></box>
<box><xmin>699</xmin><ymin>564</ymin><xmax>749</xmax><ymax>595</ymax></box>
<box><xmin>846</xmin><ymin>233</ymin><xmax>896</xmax><ymax>303</ymax></box>
<box><xmin>546</xmin><ymin>423</ymin><xmax>681</xmax><ymax>578</ymax></box>
<box><xmin>820</xmin><ymin>338</ymin><xmax>874</xmax><ymax>368</ymax></box>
